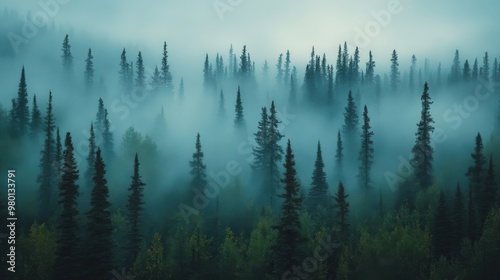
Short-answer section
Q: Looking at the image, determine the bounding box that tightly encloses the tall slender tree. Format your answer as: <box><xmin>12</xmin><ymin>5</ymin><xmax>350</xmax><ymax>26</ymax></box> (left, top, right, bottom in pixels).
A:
<box><xmin>472</xmin><ymin>58</ymin><xmax>479</xmax><ymax>81</ymax></box>
<box><xmin>333</xmin><ymin>181</ymin><xmax>349</xmax><ymax>239</ymax></box>
<box><xmin>54</xmin><ymin>132</ymin><xmax>80</xmax><ymax>280</ymax></box>
<box><xmin>267</xmin><ymin>101</ymin><xmax>284</xmax><ymax>206</ymax></box>
<box><xmin>409</xmin><ymin>55</ymin><xmax>417</xmax><ymax>90</ymax></box>
<box><xmin>308</xmin><ymin>141</ymin><xmax>329</xmax><ymax>210</ymax></box>
<box><xmin>30</xmin><ymin>94</ymin><xmax>43</xmax><ymax>137</ymax></box>
<box><xmin>14</xmin><ymin>66</ymin><xmax>30</xmax><ymax>137</ymax></box>
<box><xmin>449</xmin><ymin>49</ymin><xmax>461</xmax><ymax>83</ymax></box>
<box><xmin>38</xmin><ymin>91</ymin><xmax>56</xmax><ymax>221</ymax></box>
<box><xmin>119</xmin><ymin>48</ymin><xmax>131</xmax><ymax>90</ymax></box>
<box><xmin>284</xmin><ymin>50</ymin><xmax>291</xmax><ymax>85</ymax></box>
<box><xmin>190</xmin><ymin>133</ymin><xmax>207</xmax><ymax>190</ymax></box>
<box><xmin>276</xmin><ymin>53</ymin><xmax>283</xmax><ymax>84</ymax></box>
<box><xmin>85</xmin><ymin>148</ymin><xmax>113</xmax><ymax>279</ymax></box>
<box><xmin>463</xmin><ymin>59</ymin><xmax>471</xmax><ymax>81</ymax></box>
<box><xmin>481</xmin><ymin>51</ymin><xmax>489</xmax><ymax>82</ymax></box>
<box><xmin>84</xmin><ymin>48</ymin><xmax>94</xmax><ymax>91</ymax></box>
<box><xmin>433</xmin><ymin>192</ymin><xmax>452</xmax><ymax>258</ymax></box>
<box><xmin>411</xmin><ymin>82</ymin><xmax>435</xmax><ymax>189</ymax></box>
<box><xmin>358</xmin><ymin>105</ymin><xmax>374</xmax><ymax>189</ymax></box>
<box><xmin>84</xmin><ymin>123</ymin><xmax>96</xmax><ymax>192</ymax></box>
<box><xmin>161</xmin><ymin>42</ymin><xmax>174</xmax><ymax>92</ymax></box>
<box><xmin>126</xmin><ymin>153</ymin><xmax>146</xmax><ymax>266</ymax></box>
<box><xmin>234</xmin><ymin>86</ymin><xmax>245</xmax><ymax>129</ymax></box>
<box><xmin>365</xmin><ymin>51</ymin><xmax>375</xmax><ymax>84</ymax></box>
<box><xmin>466</xmin><ymin>133</ymin><xmax>486</xmax><ymax>206</ymax></box>
<box><xmin>273</xmin><ymin>140</ymin><xmax>304</xmax><ymax>276</ymax></box>
<box><xmin>102</xmin><ymin>109</ymin><xmax>113</xmax><ymax>161</ymax></box>
<box><xmin>342</xmin><ymin>90</ymin><xmax>359</xmax><ymax>155</ymax></box>
<box><xmin>335</xmin><ymin>130</ymin><xmax>344</xmax><ymax>181</ymax></box>
<box><xmin>390</xmin><ymin>49</ymin><xmax>400</xmax><ymax>92</ymax></box>
<box><xmin>61</xmin><ymin>34</ymin><xmax>73</xmax><ymax>75</ymax></box>
<box><xmin>136</xmin><ymin>51</ymin><xmax>145</xmax><ymax>89</ymax></box>
<box><xmin>252</xmin><ymin>107</ymin><xmax>269</xmax><ymax>172</ymax></box>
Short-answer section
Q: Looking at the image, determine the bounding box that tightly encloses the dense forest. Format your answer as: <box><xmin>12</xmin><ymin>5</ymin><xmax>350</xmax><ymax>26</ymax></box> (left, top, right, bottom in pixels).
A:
<box><xmin>1</xmin><ymin>7</ymin><xmax>500</xmax><ymax>280</ymax></box>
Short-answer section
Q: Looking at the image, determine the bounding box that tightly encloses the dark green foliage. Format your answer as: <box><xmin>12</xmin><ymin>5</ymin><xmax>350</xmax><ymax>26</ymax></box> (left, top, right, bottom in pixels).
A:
<box><xmin>102</xmin><ymin>109</ymin><xmax>114</xmax><ymax>161</ymax></box>
<box><xmin>190</xmin><ymin>133</ymin><xmax>207</xmax><ymax>190</ymax></box>
<box><xmin>38</xmin><ymin>92</ymin><xmax>56</xmax><ymax>221</ymax></box>
<box><xmin>136</xmin><ymin>51</ymin><xmax>145</xmax><ymax>89</ymax></box>
<box><xmin>333</xmin><ymin>181</ymin><xmax>349</xmax><ymax>238</ymax></box>
<box><xmin>433</xmin><ymin>192</ymin><xmax>452</xmax><ymax>258</ymax></box>
<box><xmin>252</xmin><ymin>107</ymin><xmax>269</xmax><ymax>172</ymax></box>
<box><xmin>84</xmin><ymin>123</ymin><xmax>96</xmax><ymax>192</ymax></box>
<box><xmin>85</xmin><ymin>148</ymin><xmax>113</xmax><ymax>280</ymax></box>
<box><xmin>84</xmin><ymin>48</ymin><xmax>94</xmax><ymax>90</ymax></box>
<box><xmin>14</xmin><ymin>66</ymin><xmax>30</xmax><ymax>137</ymax></box>
<box><xmin>284</xmin><ymin>50</ymin><xmax>291</xmax><ymax>85</ymax></box>
<box><xmin>478</xmin><ymin>155</ymin><xmax>496</xmax><ymax>230</ymax></box>
<box><xmin>203</xmin><ymin>54</ymin><xmax>215</xmax><ymax>92</ymax></box>
<box><xmin>61</xmin><ymin>34</ymin><xmax>73</xmax><ymax>74</ymax></box>
<box><xmin>411</xmin><ymin>82</ymin><xmax>435</xmax><ymax>189</ymax></box>
<box><xmin>234</xmin><ymin>86</ymin><xmax>245</xmax><ymax>129</ymax></box>
<box><xmin>276</xmin><ymin>53</ymin><xmax>283</xmax><ymax>84</ymax></box>
<box><xmin>150</xmin><ymin>65</ymin><xmax>161</xmax><ymax>91</ymax></box>
<box><xmin>55</xmin><ymin>127</ymin><xmax>62</xmax><ymax>185</ymax></box>
<box><xmin>30</xmin><ymin>94</ymin><xmax>43</xmax><ymax>137</ymax></box>
<box><xmin>452</xmin><ymin>183</ymin><xmax>465</xmax><ymax>250</ymax></box>
<box><xmin>390</xmin><ymin>49</ymin><xmax>400</xmax><ymax>91</ymax></box>
<box><xmin>308</xmin><ymin>141</ymin><xmax>329</xmax><ymax>211</ymax></box>
<box><xmin>335</xmin><ymin>130</ymin><xmax>343</xmax><ymax>180</ymax></box>
<box><xmin>161</xmin><ymin>42</ymin><xmax>174</xmax><ymax>92</ymax></box>
<box><xmin>365</xmin><ymin>51</ymin><xmax>375</xmax><ymax>84</ymax></box>
<box><xmin>358</xmin><ymin>105</ymin><xmax>374</xmax><ymax>189</ymax></box>
<box><xmin>126</xmin><ymin>153</ymin><xmax>146</xmax><ymax>266</ymax></box>
<box><xmin>54</xmin><ymin>132</ymin><xmax>80</xmax><ymax>280</ymax></box>
<box><xmin>273</xmin><ymin>140</ymin><xmax>304</xmax><ymax>276</ymax></box>
<box><xmin>267</xmin><ymin>101</ymin><xmax>284</xmax><ymax>206</ymax></box>
<box><xmin>466</xmin><ymin>133</ymin><xmax>486</xmax><ymax>206</ymax></box>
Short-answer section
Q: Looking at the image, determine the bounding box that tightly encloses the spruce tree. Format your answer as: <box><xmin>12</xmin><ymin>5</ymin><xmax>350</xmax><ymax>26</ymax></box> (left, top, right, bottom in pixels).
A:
<box><xmin>273</xmin><ymin>140</ymin><xmax>303</xmax><ymax>276</ymax></box>
<box><xmin>85</xmin><ymin>148</ymin><xmax>113</xmax><ymax>279</ymax></box>
<box><xmin>54</xmin><ymin>132</ymin><xmax>80</xmax><ymax>280</ymax></box>
<box><xmin>365</xmin><ymin>51</ymin><xmax>375</xmax><ymax>84</ymax></box>
<box><xmin>308</xmin><ymin>141</ymin><xmax>328</xmax><ymax>211</ymax></box>
<box><xmin>284</xmin><ymin>50</ymin><xmax>291</xmax><ymax>85</ymax></box>
<box><xmin>411</xmin><ymin>82</ymin><xmax>435</xmax><ymax>189</ymax></box>
<box><xmin>252</xmin><ymin>107</ymin><xmax>269</xmax><ymax>173</ymax></box>
<box><xmin>481</xmin><ymin>51</ymin><xmax>489</xmax><ymax>82</ymax></box>
<box><xmin>409</xmin><ymin>55</ymin><xmax>417</xmax><ymax>90</ymax></box>
<box><xmin>452</xmin><ymin>183</ymin><xmax>465</xmax><ymax>250</ymax></box>
<box><xmin>463</xmin><ymin>59</ymin><xmax>471</xmax><ymax>81</ymax></box>
<box><xmin>150</xmin><ymin>65</ymin><xmax>161</xmax><ymax>91</ymax></box>
<box><xmin>351</xmin><ymin>47</ymin><xmax>360</xmax><ymax>84</ymax></box>
<box><xmin>15</xmin><ymin>66</ymin><xmax>30</xmax><ymax>137</ymax></box>
<box><xmin>161</xmin><ymin>42</ymin><xmax>174</xmax><ymax>92</ymax></box>
<box><xmin>472</xmin><ymin>58</ymin><xmax>479</xmax><ymax>81</ymax></box>
<box><xmin>136</xmin><ymin>51</ymin><xmax>145</xmax><ymax>89</ymax></box>
<box><xmin>342</xmin><ymin>90</ymin><xmax>359</xmax><ymax>153</ymax></box>
<box><xmin>30</xmin><ymin>94</ymin><xmax>43</xmax><ymax>137</ymax></box>
<box><xmin>466</xmin><ymin>133</ymin><xmax>486</xmax><ymax>205</ymax></box>
<box><xmin>433</xmin><ymin>191</ymin><xmax>452</xmax><ymax>258</ymax></box>
<box><xmin>234</xmin><ymin>86</ymin><xmax>245</xmax><ymax>129</ymax></box>
<box><xmin>95</xmin><ymin>98</ymin><xmax>105</xmax><ymax>138</ymax></box>
<box><xmin>119</xmin><ymin>48</ymin><xmax>130</xmax><ymax>90</ymax></box>
<box><xmin>189</xmin><ymin>133</ymin><xmax>207</xmax><ymax>190</ymax></box>
<box><xmin>102</xmin><ymin>109</ymin><xmax>114</xmax><ymax>161</ymax></box>
<box><xmin>467</xmin><ymin>186</ymin><xmax>478</xmax><ymax>241</ymax></box>
<box><xmin>276</xmin><ymin>53</ymin><xmax>283</xmax><ymax>84</ymax></box>
<box><xmin>38</xmin><ymin>91</ymin><xmax>56</xmax><ymax>221</ymax></box>
<box><xmin>389</xmin><ymin>50</ymin><xmax>400</xmax><ymax>92</ymax></box>
<box><xmin>449</xmin><ymin>49</ymin><xmax>461</xmax><ymax>83</ymax></box>
<box><xmin>126</xmin><ymin>153</ymin><xmax>146</xmax><ymax>266</ymax></box>
<box><xmin>335</xmin><ymin>130</ymin><xmax>344</xmax><ymax>180</ymax></box>
<box><xmin>84</xmin><ymin>48</ymin><xmax>94</xmax><ymax>91</ymax></box>
<box><xmin>267</xmin><ymin>101</ymin><xmax>284</xmax><ymax>206</ymax></box>
<box><xmin>61</xmin><ymin>34</ymin><xmax>73</xmax><ymax>75</ymax></box>
<box><xmin>84</xmin><ymin>123</ymin><xmax>96</xmax><ymax>192</ymax></box>
<box><xmin>492</xmin><ymin>58</ymin><xmax>498</xmax><ymax>83</ymax></box>
<box><xmin>55</xmin><ymin>127</ymin><xmax>62</xmax><ymax>185</ymax></box>
<box><xmin>218</xmin><ymin>89</ymin><xmax>225</xmax><ymax>117</ymax></box>
<box><xmin>358</xmin><ymin>105</ymin><xmax>374</xmax><ymax>189</ymax></box>
<box><xmin>479</xmin><ymin>155</ymin><xmax>496</xmax><ymax>230</ymax></box>
<box><xmin>333</xmin><ymin>181</ymin><xmax>349</xmax><ymax>238</ymax></box>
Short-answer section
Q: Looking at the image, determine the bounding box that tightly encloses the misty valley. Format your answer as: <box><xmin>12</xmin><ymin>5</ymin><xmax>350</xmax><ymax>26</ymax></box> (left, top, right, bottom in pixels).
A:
<box><xmin>1</xmin><ymin>7</ymin><xmax>500</xmax><ymax>280</ymax></box>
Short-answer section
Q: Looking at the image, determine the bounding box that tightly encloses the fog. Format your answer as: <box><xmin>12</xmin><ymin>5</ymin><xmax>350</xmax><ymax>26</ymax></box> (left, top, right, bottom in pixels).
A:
<box><xmin>1</xmin><ymin>0</ymin><xmax>500</xmax><ymax>279</ymax></box>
